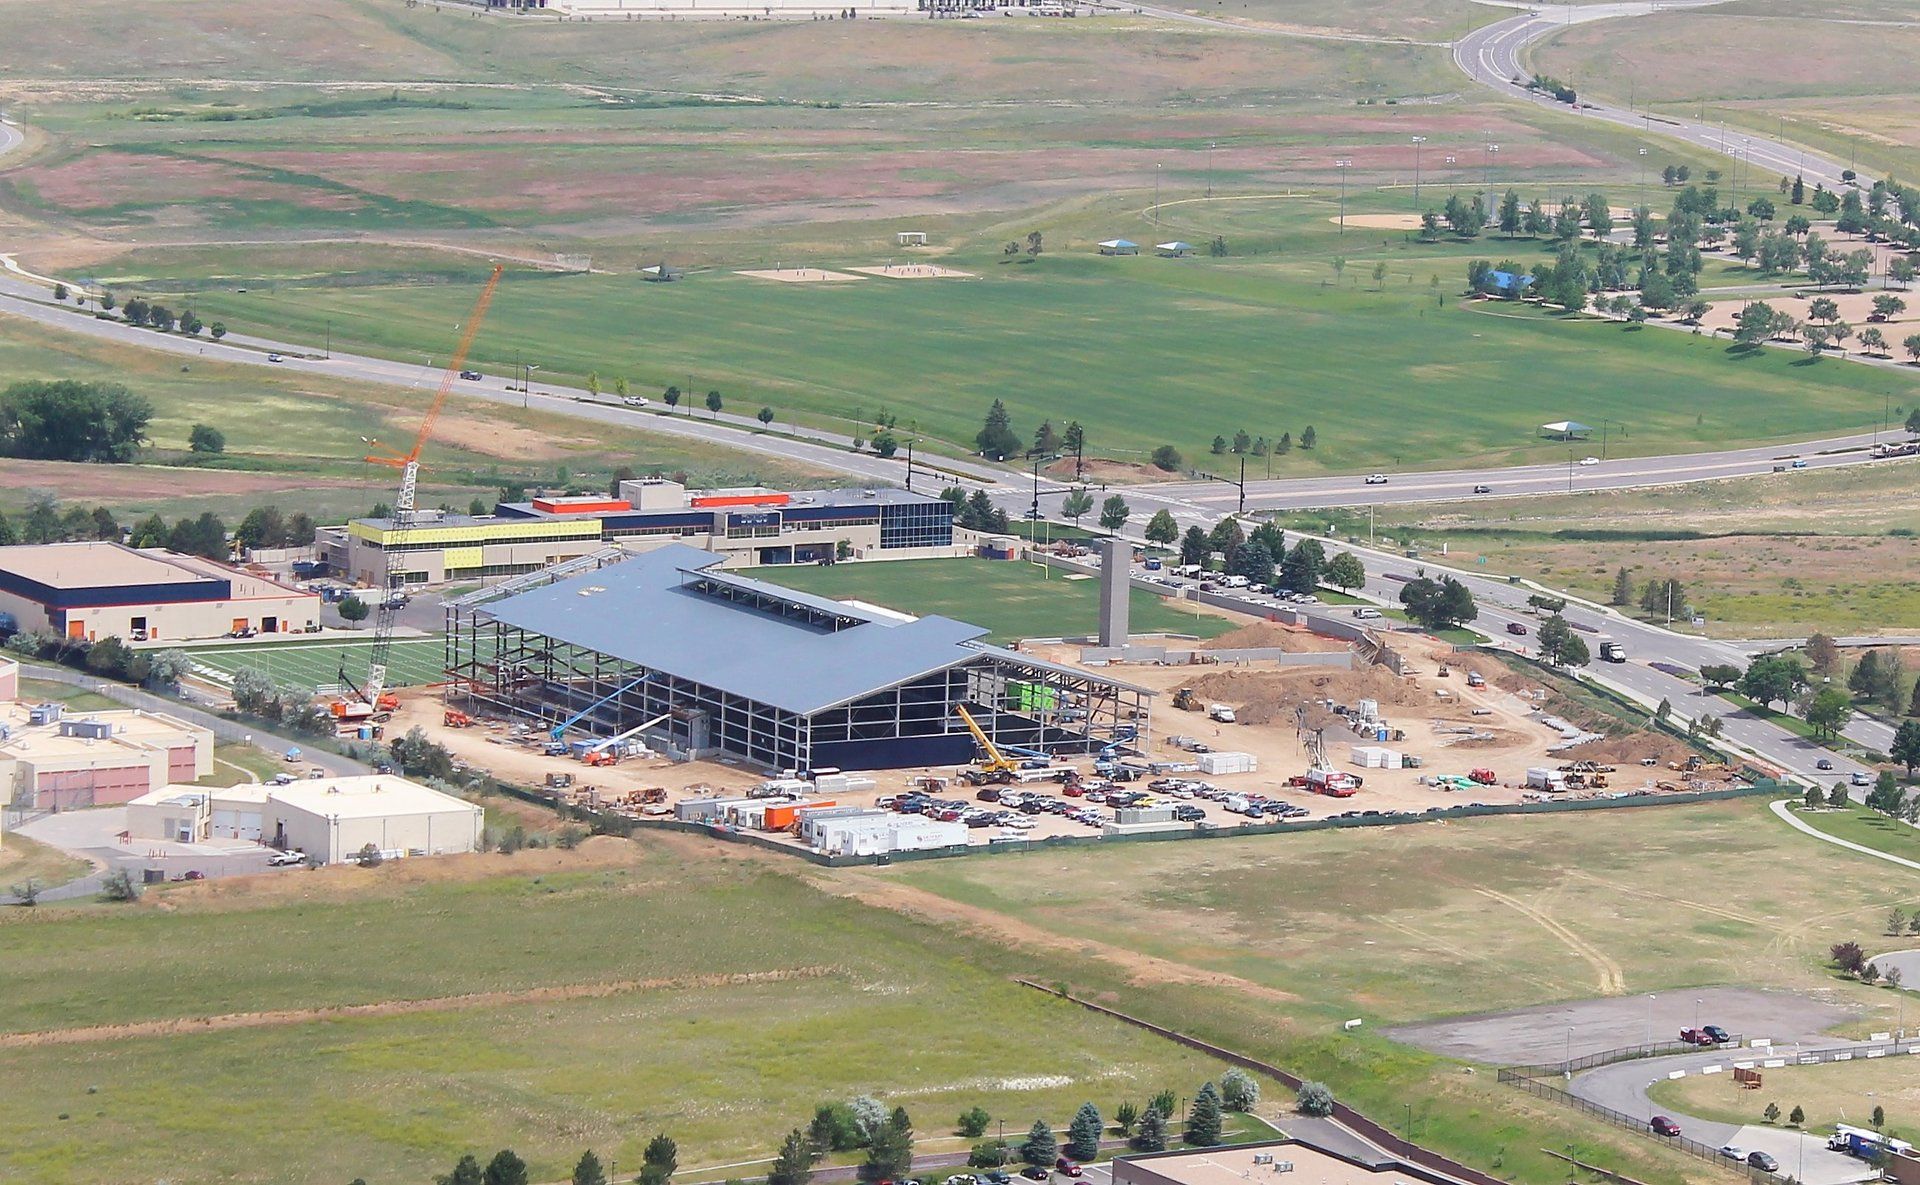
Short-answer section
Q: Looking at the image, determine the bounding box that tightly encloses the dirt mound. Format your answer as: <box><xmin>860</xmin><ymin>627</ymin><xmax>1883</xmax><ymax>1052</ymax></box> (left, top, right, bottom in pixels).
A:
<box><xmin>1181</xmin><ymin>664</ymin><xmax>1423</xmax><ymax>726</ymax></box>
<box><xmin>1043</xmin><ymin>457</ymin><xmax>1162</xmax><ymax>484</ymax></box>
<box><xmin>1444</xmin><ymin>728</ymin><xmax>1524</xmax><ymax>750</ymax></box>
<box><xmin>1557</xmin><ymin>732</ymin><xmax>1692</xmax><ymax>766</ymax></box>
<box><xmin>1198</xmin><ymin>621</ymin><xmax>1320</xmax><ymax>651</ymax></box>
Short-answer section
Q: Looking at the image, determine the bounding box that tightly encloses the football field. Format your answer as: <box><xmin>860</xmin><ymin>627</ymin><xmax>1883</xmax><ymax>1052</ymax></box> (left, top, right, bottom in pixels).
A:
<box><xmin>181</xmin><ymin>636</ymin><xmax>446</xmax><ymax>692</ymax></box>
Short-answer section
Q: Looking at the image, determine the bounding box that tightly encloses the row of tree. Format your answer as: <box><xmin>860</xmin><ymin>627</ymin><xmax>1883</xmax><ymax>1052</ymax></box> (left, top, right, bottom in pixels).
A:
<box><xmin>1208</xmin><ymin>427</ymin><xmax>1315</xmax><ymax>457</ymax></box>
<box><xmin>3</xmin><ymin>629</ymin><xmax>192</xmax><ymax>690</ymax></box>
<box><xmin>421</xmin><ymin>1139</ymin><xmax>648</xmax><ymax>1185</ymax></box>
<box><xmin>0</xmin><ymin>380</ymin><xmax>152</xmax><ymax>464</ymax></box>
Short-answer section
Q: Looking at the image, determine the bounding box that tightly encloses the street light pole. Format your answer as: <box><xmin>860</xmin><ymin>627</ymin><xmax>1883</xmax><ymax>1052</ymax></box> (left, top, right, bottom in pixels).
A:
<box><xmin>1335</xmin><ymin>159</ymin><xmax>1352</xmax><ymax>233</ymax></box>
<box><xmin>1154</xmin><ymin>163</ymin><xmax>1161</xmax><ymax>225</ymax></box>
<box><xmin>1208</xmin><ymin>140</ymin><xmax>1217</xmax><ymax>198</ymax></box>
<box><xmin>1030</xmin><ymin>456</ymin><xmax>1042</xmax><ymax>521</ymax></box>
<box><xmin>1444</xmin><ymin>155</ymin><xmax>1457</xmax><ymax>196</ymax></box>
<box><xmin>1412</xmin><ymin>136</ymin><xmax>1426</xmax><ymax>208</ymax></box>
<box><xmin>1485</xmin><ymin>142</ymin><xmax>1498</xmax><ymax>190</ymax></box>
<box><xmin>1638</xmin><ymin>147</ymin><xmax>1649</xmax><ymax>208</ymax></box>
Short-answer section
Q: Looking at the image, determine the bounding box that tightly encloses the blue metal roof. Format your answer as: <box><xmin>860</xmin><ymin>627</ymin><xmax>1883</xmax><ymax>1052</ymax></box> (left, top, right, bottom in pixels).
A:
<box><xmin>482</xmin><ymin>545</ymin><xmax>995</xmax><ymax>716</ymax></box>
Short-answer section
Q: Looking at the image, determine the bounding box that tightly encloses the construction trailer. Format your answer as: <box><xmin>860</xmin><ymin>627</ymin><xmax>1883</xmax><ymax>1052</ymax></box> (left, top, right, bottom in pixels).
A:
<box><xmin>445</xmin><ymin>545</ymin><xmax>1152</xmax><ymax>773</ymax></box>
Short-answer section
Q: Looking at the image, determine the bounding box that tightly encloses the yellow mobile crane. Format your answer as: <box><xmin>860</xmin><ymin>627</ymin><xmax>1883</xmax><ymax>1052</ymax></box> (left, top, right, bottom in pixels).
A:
<box><xmin>954</xmin><ymin>704</ymin><xmax>1022</xmax><ymax>785</ymax></box>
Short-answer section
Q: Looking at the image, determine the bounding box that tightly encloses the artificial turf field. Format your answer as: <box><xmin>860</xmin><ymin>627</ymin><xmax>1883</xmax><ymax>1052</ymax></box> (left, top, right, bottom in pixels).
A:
<box><xmin>759</xmin><ymin>557</ymin><xmax>1236</xmax><ymax>643</ymax></box>
<box><xmin>181</xmin><ymin>635</ymin><xmax>446</xmax><ymax>691</ymax></box>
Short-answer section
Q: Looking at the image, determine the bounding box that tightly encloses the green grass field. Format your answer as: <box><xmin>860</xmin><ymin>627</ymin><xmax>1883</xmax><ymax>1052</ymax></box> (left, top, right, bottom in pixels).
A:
<box><xmin>180</xmin><ymin>635</ymin><xmax>446</xmax><ymax>692</ymax></box>
<box><xmin>174</xmin><ymin>249</ymin><xmax>1919</xmax><ymax>475</ymax></box>
<box><xmin>759</xmin><ymin>558</ymin><xmax>1235</xmax><ymax>643</ymax></box>
<box><xmin>1793</xmin><ymin>805</ymin><xmax>1920</xmax><ymax>861</ymax></box>
<box><xmin>867</xmin><ymin>797</ymin><xmax>1916</xmax><ymax>1185</ymax></box>
<box><xmin>0</xmin><ymin>847</ymin><xmax>1240</xmax><ymax>1185</ymax></box>
<box><xmin>1648</xmin><ymin>1055</ymin><xmax>1920</xmax><ymax>1141</ymax></box>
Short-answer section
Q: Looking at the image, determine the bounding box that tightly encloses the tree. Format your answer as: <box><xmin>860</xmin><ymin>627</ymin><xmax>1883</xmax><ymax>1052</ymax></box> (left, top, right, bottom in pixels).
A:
<box><xmin>970</xmin><ymin>1142</ymin><xmax>1012</xmax><ymax>1169</ymax></box>
<box><xmin>1062</xmin><ymin>489</ymin><xmax>1094</xmax><ymax>526</ymax></box>
<box><xmin>1831</xmin><ymin>783</ymin><xmax>1850</xmax><ymax>808</ymax></box>
<box><xmin>1324</xmin><ymin>552</ymin><xmax>1365</xmax><ymax>594</ymax></box>
<box><xmin>0</xmin><ymin>380</ymin><xmax>153</xmax><ymax>463</ymax></box>
<box><xmin>1220</xmin><ymin>1068</ymin><xmax>1261</xmax><ymax>1112</ymax></box>
<box><xmin>1791</xmin><ymin>174</ymin><xmax>1806</xmax><ymax>205</ymax></box>
<box><xmin>484</xmin><ymin>1150</ymin><xmax>530</xmax><ymax>1185</ymax></box>
<box><xmin>1067</xmin><ymin>1103</ymin><xmax>1102</xmax><ymax>1161</ymax></box>
<box><xmin>1850</xmin><ymin>649</ymin><xmax>1884</xmax><ymax>698</ymax></box>
<box><xmin>1296</xmin><ymin>1082</ymin><xmax>1335</xmax><ymax>1117</ymax></box>
<box><xmin>99</xmin><ymin>867</ymin><xmax>140</xmax><ymax>902</ymax></box>
<box><xmin>1399</xmin><ymin>575</ymin><xmax>1477</xmax><ymax>630</ymax></box>
<box><xmin>1033</xmin><ymin>420</ymin><xmax>1062</xmax><ymax>455</ymax></box>
<box><xmin>1875</xmin><ymin>1104</ymin><xmax>1888</xmax><ymax>1130</ymax></box>
<box><xmin>977</xmin><ymin>400</ymin><xmax>1021</xmax><ymax>460</ymax></box>
<box><xmin>1803</xmin><ymin>785</ymin><xmax>1824</xmax><ymax>810</ymax></box>
<box><xmin>873</xmin><ymin>433</ymin><xmax>898</xmax><ymax>458</ymax></box>
<box><xmin>1584</xmin><ymin>192</ymin><xmax>1614</xmax><ymax>239</ymax></box>
<box><xmin>574</xmin><ymin>1150</ymin><xmax>611</xmax><ymax>1185</ymax></box>
<box><xmin>755</xmin><ymin>407</ymin><xmax>775</xmax><ymax>430</ymax></box>
<box><xmin>1150</xmin><ymin>444</ymin><xmax>1182</xmax><ymax>472</ymax></box>
<box><xmin>664</xmin><ymin>385</ymin><xmax>681</xmax><ymax>412</ymax></box>
<box><xmin>641</xmin><ymin>1134</ymin><xmax>678</xmax><ymax>1185</ymax></box>
<box><xmin>1804</xmin><ymin>632</ymin><xmax>1841</xmax><ymax>675</ymax></box>
<box><xmin>1145</xmin><ymin>510</ymin><xmax>1178</xmax><ymax>546</ymax></box>
<box><xmin>1180</xmin><ymin>526</ymin><xmax>1210</xmax><ymax>567</ymax></box>
<box><xmin>187</xmin><ymin>423</ymin><xmax>226</xmax><ymax>454</ymax></box>
<box><xmin>1132</xmin><ymin>1108</ymin><xmax>1168</xmax><ymax>1153</ymax></box>
<box><xmin>1806</xmin><ymin>686</ymin><xmax>1853</xmax><ymax>740</ymax></box>
<box><xmin>9</xmin><ymin>876</ymin><xmax>42</xmax><ymax>906</ymax></box>
<box><xmin>1114</xmin><ymin>1102</ymin><xmax>1140</xmax><ymax>1136</ymax></box>
<box><xmin>1279</xmin><ymin>539</ymin><xmax>1325</xmax><ymax>594</ymax></box>
<box><xmin>849</xmin><ymin>1098</ymin><xmax>888</xmax><ymax>1145</ymax></box>
<box><xmin>1062</xmin><ymin>421</ymin><xmax>1085</xmax><ymax>456</ymax></box>
<box><xmin>1098</xmin><ymin>494</ymin><xmax>1130</xmax><ymax>535</ymax></box>
<box><xmin>1699</xmin><ymin>663</ymin><xmax>1741</xmax><ymax>690</ymax></box>
<box><xmin>1764</xmin><ymin>1102</ymin><xmax>1782</xmax><ymax>1124</ymax></box>
<box><xmin>1027</xmin><ymin>231</ymin><xmax>1043</xmax><ymax>259</ymax></box>
<box><xmin>1300</xmin><ymin>425</ymin><xmax>1317</xmax><ymax>450</ymax></box>
<box><xmin>1186</xmin><ymin>1082</ymin><xmax>1224</xmax><ymax>1147</ymax></box>
<box><xmin>1789</xmin><ymin>1105</ymin><xmax>1806</xmax><ymax>1126</ymax></box>
<box><xmin>1739</xmin><ymin>654</ymin><xmax>1806</xmax><ymax>709</ymax></box>
<box><xmin>810</xmin><ymin>1104</ymin><xmax>862</xmax><ymax>1154</ymax></box>
<box><xmin>1150</xmin><ymin>1090</ymin><xmax>1178</xmax><ymax>1119</ymax></box>
<box><xmin>958</xmin><ymin>1107</ymin><xmax>992</xmax><ymax>1138</ymax></box>
<box><xmin>1420</xmin><ymin>210</ymin><xmax>1442</xmax><ymax>241</ymax></box>
<box><xmin>1610</xmin><ymin>566</ymin><xmax>1634</xmax><ymax>606</ymax></box>
<box><xmin>1536</xmin><ymin>614</ymin><xmax>1590</xmax><ymax>666</ymax></box>
<box><xmin>1210</xmin><ymin>435</ymin><xmax>1227</xmax><ymax>456</ymax></box>
<box><xmin>440</xmin><ymin>1154</ymin><xmax>486</xmax><ymax>1185</ymax></box>
<box><xmin>703</xmin><ymin>389</ymin><xmax>723</xmax><ymax>419</ymax></box>
<box><xmin>1861</xmin><ymin>327</ymin><xmax>1889</xmax><ymax>355</ymax></box>
<box><xmin>338</xmin><ymin>594</ymin><xmax>370</xmax><ymax>628</ymax></box>
<box><xmin>1020</xmin><ymin>1119</ymin><xmax>1057</xmax><ymax>1167</ymax></box>
<box><xmin>1893</xmin><ymin>720</ymin><xmax>1920</xmax><ymax>774</ymax></box>
<box><xmin>1908</xmin><ymin>333</ymin><xmax>1920</xmax><ymax>365</ymax></box>
<box><xmin>861</xmin><ymin>1111</ymin><xmax>914</xmax><ymax>1183</ymax></box>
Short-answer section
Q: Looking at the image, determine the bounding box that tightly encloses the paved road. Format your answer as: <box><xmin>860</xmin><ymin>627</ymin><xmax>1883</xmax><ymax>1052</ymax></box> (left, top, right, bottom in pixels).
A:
<box><xmin>1454</xmin><ymin>1</ymin><xmax>1857</xmax><ymax>189</ymax></box>
<box><xmin>0</xmin><ymin>118</ymin><xmax>23</xmax><ymax>163</ymax></box>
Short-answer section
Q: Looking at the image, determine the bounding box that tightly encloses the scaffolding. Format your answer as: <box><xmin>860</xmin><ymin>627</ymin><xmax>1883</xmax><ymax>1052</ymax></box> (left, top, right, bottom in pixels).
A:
<box><xmin>443</xmin><ymin>554</ymin><xmax>1152</xmax><ymax>772</ymax></box>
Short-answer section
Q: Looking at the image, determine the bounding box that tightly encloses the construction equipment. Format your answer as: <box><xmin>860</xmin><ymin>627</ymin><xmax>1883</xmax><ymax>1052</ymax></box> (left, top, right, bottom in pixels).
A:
<box><xmin>581</xmin><ymin>711</ymin><xmax>671</xmax><ymax>762</ymax></box>
<box><xmin>549</xmin><ymin>676</ymin><xmax>650</xmax><ymax>744</ymax></box>
<box><xmin>1172</xmin><ymin>688</ymin><xmax>1200</xmax><ymax>712</ymax></box>
<box><xmin>443</xmin><ymin>709</ymin><xmax>474</xmax><ymax>728</ymax></box>
<box><xmin>955</xmin><ymin>704</ymin><xmax>1020</xmax><ymax>783</ymax></box>
<box><xmin>343</xmin><ymin>262</ymin><xmax>505</xmax><ymax>716</ymax></box>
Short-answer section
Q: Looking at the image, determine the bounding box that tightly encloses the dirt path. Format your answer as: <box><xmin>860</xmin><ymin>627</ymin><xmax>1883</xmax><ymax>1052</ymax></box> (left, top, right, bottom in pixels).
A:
<box><xmin>1473</xmin><ymin>886</ymin><xmax>1626</xmax><ymax>995</ymax></box>
<box><xmin>0</xmin><ymin>966</ymin><xmax>837</xmax><ymax>1049</ymax></box>
<box><xmin>810</xmin><ymin>870</ymin><xmax>1300</xmax><ymax>1003</ymax></box>
<box><xmin>1560</xmin><ymin>868</ymin><xmax>1764</xmax><ymax>927</ymax></box>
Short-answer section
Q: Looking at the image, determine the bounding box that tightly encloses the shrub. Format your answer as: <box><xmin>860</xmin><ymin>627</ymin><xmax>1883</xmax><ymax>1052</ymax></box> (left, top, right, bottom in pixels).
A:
<box><xmin>99</xmin><ymin>868</ymin><xmax>140</xmax><ymax>903</ymax></box>
<box><xmin>1220</xmin><ymin>1068</ymin><xmax>1260</xmax><ymax>1112</ymax></box>
<box><xmin>958</xmin><ymin>1107</ymin><xmax>991</xmax><ymax>1138</ymax></box>
<box><xmin>1296</xmin><ymin>1082</ymin><xmax>1335</xmax><ymax>1117</ymax></box>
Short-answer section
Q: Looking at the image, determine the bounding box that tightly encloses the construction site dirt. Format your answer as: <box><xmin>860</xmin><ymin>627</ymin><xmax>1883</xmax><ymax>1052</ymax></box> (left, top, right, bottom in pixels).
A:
<box><xmin>394</xmin><ymin>629</ymin><xmax>1727</xmax><ymax>858</ymax></box>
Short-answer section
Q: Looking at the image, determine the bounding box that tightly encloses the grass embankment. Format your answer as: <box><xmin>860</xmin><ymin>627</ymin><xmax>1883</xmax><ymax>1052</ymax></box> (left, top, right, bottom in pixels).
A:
<box><xmin>1789</xmin><ymin>804</ymin><xmax>1920</xmax><ymax>862</ymax></box>
<box><xmin>0</xmin><ymin>835</ymin><xmax>91</xmax><ymax>895</ymax></box>
<box><xmin>0</xmin><ymin>844</ymin><xmax>1239</xmax><ymax>1185</ymax></box>
<box><xmin>0</xmin><ymin>311</ymin><xmax>833</xmax><ymax>523</ymax></box>
<box><xmin>880</xmin><ymin>798</ymin><xmax>1920</xmax><ymax>1185</ymax></box>
<box><xmin>760</xmin><ymin>558</ymin><xmax>1236</xmax><ymax>644</ymax></box>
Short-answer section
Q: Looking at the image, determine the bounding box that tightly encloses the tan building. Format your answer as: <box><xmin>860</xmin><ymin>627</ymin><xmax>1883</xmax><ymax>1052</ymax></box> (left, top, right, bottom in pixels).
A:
<box><xmin>128</xmin><ymin>774</ymin><xmax>484</xmax><ymax>863</ymax></box>
<box><xmin>0</xmin><ymin>700</ymin><xmax>214</xmax><ymax>811</ymax></box>
<box><xmin>0</xmin><ymin>542</ymin><xmax>320</xmax><ymax>643</ymax></box>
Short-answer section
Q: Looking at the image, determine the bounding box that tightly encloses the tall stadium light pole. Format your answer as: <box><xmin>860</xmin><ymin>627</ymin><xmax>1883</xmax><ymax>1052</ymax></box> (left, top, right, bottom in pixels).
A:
<box><xmin>1485</xmin><ymin>143</ymin><xmax>1499</xmax><ymax>190</ymax></box>
<box><xmin>1445</xmin><ymin>155</ymin><xmax>1457</xmax><ymax>196</ymax></box>
<box><xmin>1154</xmin><ymin>163</ymin><xmax>1162</xmax><ymax>226</ymax></box>
<box><xmin>1208</xmin><ymin>140</ymin><xmax>1217</xmax><ymax>198</ymax></box>
<box><xmin>1411</xmin><ymin>136</ymin><xmax>1427</xmax><ymax>207</ymax></box>
<box><xmin>1335</xmin><ymin>159</ymin><xmax>1352</xmax><ymax>233</ymax></box>
<box><xmin>1638</xmin><ymin>147</ymin><xmax>1649</xmax><ymax>207</ymax></box>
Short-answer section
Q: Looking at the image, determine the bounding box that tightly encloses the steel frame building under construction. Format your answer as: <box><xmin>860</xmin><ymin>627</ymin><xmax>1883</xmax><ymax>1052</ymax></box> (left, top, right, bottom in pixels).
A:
<box><xmin>444</xmin><ymin>544</ymin><xmax>1152</xmax><ymax>772</ymax></box>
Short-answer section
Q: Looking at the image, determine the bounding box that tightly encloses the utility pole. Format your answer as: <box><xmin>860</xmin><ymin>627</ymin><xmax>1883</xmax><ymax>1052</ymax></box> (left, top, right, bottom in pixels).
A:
<box><xmin>1445</xmin><ymin>155</ymin><xmax>1457</xmax><ymax>196</ymax></box>
<box><xmin>1207</xmin><ymin>140</ymin><xmax>1217</xmax><ymax>198</ymax></box>
<box><xmin>1030</xmin><ymin>455</ymin><xmax>1042</xmax><ymax>520</ymax></box>
<box><xmin>1485</xmin><ymin>142</ymin><xmax>1498</xmax><ymax>190</ymax></box>
<box><xmin>905</xmin><ymin>438</ymin><xmax>916</xmax><ymax>491</ymax></box>
<box><xmin>1411</xmin><ymin>136</ymin><xmax>1426</xmax><ymax>207</ymax></box>
<box><xmin>325</xmin><ymin>319</ymin><xmax>332</xmax><ymax>360</ymax></box>
<box><xmin>1238</xmin><ymin>454</ymin><xmax>1247</xmax><ymax>514</ymax></box>
<box><xmin>1154</xmin><ymin>163</ymin><xmax>1161</xmax><ymax>225</ymax></box>
<box><xmin>1335</xmin><ymin>159</ymin><xmax>1351</xmax><ymax>233</ymax></box>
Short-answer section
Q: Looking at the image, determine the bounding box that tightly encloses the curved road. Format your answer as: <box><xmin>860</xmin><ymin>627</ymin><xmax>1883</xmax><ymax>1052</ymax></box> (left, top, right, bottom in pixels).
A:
<box><xmin>1454</xmin><ymin>1</ymin><xmax>1857</xmax><ymax>189</ymax></box>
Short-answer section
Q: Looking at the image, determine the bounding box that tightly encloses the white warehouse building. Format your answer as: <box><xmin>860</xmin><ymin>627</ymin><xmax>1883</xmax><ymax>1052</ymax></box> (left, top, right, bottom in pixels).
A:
<box><xmin>127</xmin><ymin>774</ymin><xmax>484</xmax><ymax>864</ymax></box>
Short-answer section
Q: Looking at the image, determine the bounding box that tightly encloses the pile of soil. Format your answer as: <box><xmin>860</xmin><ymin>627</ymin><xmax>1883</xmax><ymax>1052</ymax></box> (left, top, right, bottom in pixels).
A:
<box><xmin>1199</xmin><ymin>622</ymin><xmax>1311</xmax><ymax>651</ymax></box>
<box><xmin>1444</xmin><ymin>728</ymin><xmax>1524</xmax><ymax>750</ymax></box>
<box><xmin>1182</xmin><ymin>665</ymin><xmax>1425</xmax><ymax>726</ymax></box>
<box><xmin>1557</xmin><ymin>732</ymin><xmax>1692</xmax><ymax>766</ymax></box>
<box><xmin>1043</xmin><ymin>457</ymin><xmax>1163</xmax><ymax>483</ymax></box>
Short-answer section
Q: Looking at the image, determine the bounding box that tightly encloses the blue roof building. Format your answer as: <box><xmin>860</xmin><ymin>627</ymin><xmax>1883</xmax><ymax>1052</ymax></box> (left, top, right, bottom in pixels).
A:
<box><xmin>1486</xmin><ymin>269</ymin><xmax>1534</xmax><ymax>296</ymax></box>
<box><xmin>446</xmin><ymin>545</ymin><xmax>1152</xmax><ymax>772</ymax></box>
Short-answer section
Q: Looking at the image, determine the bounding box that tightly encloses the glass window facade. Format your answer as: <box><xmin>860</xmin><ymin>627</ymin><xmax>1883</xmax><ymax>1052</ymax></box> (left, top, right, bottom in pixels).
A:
<box><xmin>880</xmin><ymin>500</ymin><xmax>954</xmax><ymax>549</ymax></box>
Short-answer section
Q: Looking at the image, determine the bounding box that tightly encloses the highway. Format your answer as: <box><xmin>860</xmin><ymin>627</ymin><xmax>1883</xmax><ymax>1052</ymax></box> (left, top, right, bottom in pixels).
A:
<box><xmin>1453</xmin><ymin>1</ymin><xmax>1858</xmax><ymax>189</ymax></box>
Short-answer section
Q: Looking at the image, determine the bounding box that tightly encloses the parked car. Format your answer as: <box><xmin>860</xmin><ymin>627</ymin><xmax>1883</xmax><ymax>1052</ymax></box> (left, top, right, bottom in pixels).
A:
<box><xmin>1364</xmin><ymin>473</ymin><xmax>1389</xmax><ymax>485</ymax></box>
<box><xmin>986</xmin><ymin>1172</ymin><xmax>1012</xmax><ymax>1185</ymax></box>
<box><xmin>1853</xmin><ymin>771</ymin><xmax>1872</xmax><ymax>786</ymax></box>
<box><xmin>1019</xmin><ymin>1170</ymin><xmax>1048</xmax><ymax>1182</ymax></box>
<box><xmin>1718</xmin><ymin>1145</ymin><xmax>1747</xmax><ymax>1162</ymax></box>
<box><xmin>268</xmin><ymin>850</ymin><xmax>307</xmax><ymax>867</ymax></box>
<box><xmin>1748</xmin><ymin>1152</ymin><xmax>1778</xmax><ymax>1172</ymax></box>
<box><xmin>1702</xmin><ymin>1024</ymin><xmax>1730</xmax><ymax>1043</ymax></box>
<box><xmin>1055</xmin><ymin>1160</ymin><xmax>1082</xmax><ymax>1177</ymax></box>
<box><xmin>1650</xmin><ymin>1116</ymin><xmax>1681</xmax><ymax>1137</ymax></box>
<box><xmin>1506</xmin><ymin>622</ymin><xmax>1528</xmax><ymax>636</ymax></box>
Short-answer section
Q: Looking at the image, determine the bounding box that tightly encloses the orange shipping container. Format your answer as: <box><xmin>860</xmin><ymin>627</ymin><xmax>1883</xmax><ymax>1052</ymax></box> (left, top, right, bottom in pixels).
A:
<box><xmin>762</xmin><ymin>800</ymin><xmax>834</xmax><ymax>830</ymax></box>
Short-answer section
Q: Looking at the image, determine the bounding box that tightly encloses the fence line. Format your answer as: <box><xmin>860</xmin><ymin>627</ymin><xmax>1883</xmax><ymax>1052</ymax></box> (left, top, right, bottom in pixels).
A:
<box><xmin>1497</xmin><ymin>1070</ymin><xmax>1787</xmax><ymax>1185</ymax></box>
